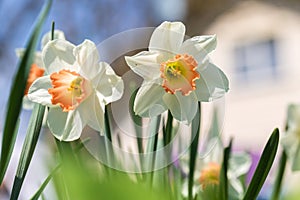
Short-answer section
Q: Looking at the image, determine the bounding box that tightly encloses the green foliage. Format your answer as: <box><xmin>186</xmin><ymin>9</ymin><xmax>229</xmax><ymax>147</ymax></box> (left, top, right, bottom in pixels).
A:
<box><xmin>0</xmin><ymin>0</ymin><xmax>52</xmax><ymax>185</ymax></box>
<box><xmin>10</xmin><ymin>104</ymin><xmax>45</xmax><ymax>200</ymax></box>
<box><xmin>188</xmin><ymin>102</ymin><xmax>201</xmax><ymax>200</ymax></box>
<box><xmin>243</xmin><ymin>128</ymin><xmax>280</xmax><ymax>200</ymax></box>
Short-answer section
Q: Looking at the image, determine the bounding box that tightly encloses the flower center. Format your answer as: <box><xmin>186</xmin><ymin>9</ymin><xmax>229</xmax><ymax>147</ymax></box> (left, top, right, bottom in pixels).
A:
<box><xmin>25</xmin><ymin>63</ymin><xmax>45</xmax><ymax>95</ymax></box>
<box><xmin>48</xmin><ymin>69</ymin><xmax>91</xmax><ymax>112</ymax></box>
<box><xmin>199</xmin><ymin>162</ymin><xmax>221</xmax><ymax>189</ymax></box>
<box><xmin>160</xmin><ymin>54</ymin><xmax>200</xmax><ymax>96</ymax></box>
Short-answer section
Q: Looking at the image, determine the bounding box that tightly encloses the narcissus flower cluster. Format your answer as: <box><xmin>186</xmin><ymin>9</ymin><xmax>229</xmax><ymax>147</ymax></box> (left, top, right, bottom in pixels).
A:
<box><xmin>24</xmin><ymin>21</ymin><xmax>229</xmax><ymax>142</ymax></box>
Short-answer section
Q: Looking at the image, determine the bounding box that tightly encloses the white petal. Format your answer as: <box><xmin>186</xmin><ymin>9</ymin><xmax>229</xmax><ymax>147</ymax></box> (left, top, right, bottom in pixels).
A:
<box><xmin>22</xmin><ymin>96</ymin><xmax>35</xmax><ymax>110</ymax></box>
<box><xmin>149</xmin><ymin>21</ymin><xmax>185</xmax><ymax>54</ymax></box>
<box><xmin>93</xmin><ymin>62</ymin><xmax>124</xmax><ymax>104</ymax></box>
<box><xmin>134</xmin><ymin>82</ymin><xmax>167</xmax><ymax>117</ymax></box>
<box><xmin>74</xmin><ymin>39</ymin><xmax>100</xmax><ymax>79</ymax></box>
<box><xmin>287</xmin><ymin>104</ymin><xmax>300</xmax><ymax>126</ymax></box>
<box><xmin>180</xmin><ymin>35</ymin><xmax>216</xmax><ymax>56</ymax></box>
<box><xmin>33</xmin><ymin>51</ymin><xmax>44</xmax><ymax>69</ymax></box>
<box><xmin>78</xmin><ymin>92</ymin><xmax>105</xmax><ymax>134</ymax></box>
<box><xmin>281</xmin><ymin>132</ymin><xmax>300</xmax><ymax>171</ymax></box>
<box><xmin>163</xmin><ymin>92</ymin><xmax>198</xmax><ymax>123</ymax></box>
<box><xmin>41</xmin><ymin>30</ymin><xmax>66</xmax><ymax>50</ymax></box>
<box><xmin>42</xmin><ymin>39</ymin><xmax>77</xmax><ymax>74</ymax></box>
<box><xmin>27</xmin><ymin>76</ymin><xmax>52</xmax><ymax>106</ymax></box>
<box><xmin>229</xmin><ymin>153</ymin><xmax>252</xmax><ymax>178</ymax></box>
<box><xmin>228</xmin><ymin>179</ymin><xmax>244</xmax><ymax>199</ymax></box>
<box><xmin>281</xmin><ymin>132</ymin><xmax>298</xmax><ymax>153</ymax></box>
<box><xmin>47</xmin><ymin>107</ymin><xmax>86</xmax><ymax>141</ymax></box>
<box><xmin>125</xmin><ymin>51</ymin><xmax>161</xmax><ymax>81</ymax></box>
<box><xmin>195</xmin><ymin>62</ymin><xmax>229</xmax><ymax>102</ymax></box>
<box><xmin>180</xmin><ymin>35</ymin><xmax>217</xmax><ymax>70</ymax></box>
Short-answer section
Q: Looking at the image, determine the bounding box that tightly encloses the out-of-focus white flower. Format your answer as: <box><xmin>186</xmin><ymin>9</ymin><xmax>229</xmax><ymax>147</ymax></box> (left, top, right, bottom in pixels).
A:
<box><xmin>16</xmin><ymin>30</ymin><xmax>65</xmax><ymax>110</ymax></box>
<box><xmin>28</xmin><ymin>39</ymin><xmax>124</xmax><ymax>141</ymax></box>
<box><xmin>125</xmin><ymin>21</ymin><xmax>229</xmax><ymax>123</ymax></box>
<box><xmin>181</xmin><ymin>137</ymin><xmax>251</xmax><ymax>200</ymax></box>
<box><xmin>281</xmin><ymin>104</ymin><xmax>300</xmax><ymax>171</ymax></box>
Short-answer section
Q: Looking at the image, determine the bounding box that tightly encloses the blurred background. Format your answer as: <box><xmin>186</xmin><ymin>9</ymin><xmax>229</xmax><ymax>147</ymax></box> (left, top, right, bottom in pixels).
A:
<box><xmin>1</xmin><ymin>0</ymin><xmax>300</xmax><ymax>199</ymax></box>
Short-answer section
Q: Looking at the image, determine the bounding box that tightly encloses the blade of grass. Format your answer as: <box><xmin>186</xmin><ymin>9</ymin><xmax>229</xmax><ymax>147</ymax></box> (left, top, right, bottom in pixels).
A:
<box><xmin>0</xmin><ymin>0</ymin><xmax>52</xmax><ymax>184</ymax></box>
<box><xmin>243</xmin><ymin>128</ymin><xmax>279</xmax><ymax>200</ymax></box>
<box><xmin>10</xmin><ymin>104</ymin><xmax>45</xmax><ymax>200</ymax></box>
<box><xmin>10</xmin><ymin>21</ymin><xmax>55</xmax><ymax>200</ymax></box>
<box><xmin>129</xmin><ymin>88</ymin><xmax>144</xmax><ymax>173</ymax></box>
<box><xmin>219</xmin><ymin>139</ymin><xmax>232</xmax><ymax>200</ymax></box>
<box><xmin>188</xmin><ymin>102</ymin><xmax>201</xmax><ymax>200</ymax></box>
<box><xmin>147</xmin><ymin>115</ymin><xmax>161</xmax><ymax>185</ymax></box>
<box><xmin>30</xmin><ymin>164</ymin><xmax>61</xmax><ymax>200</ymax></box>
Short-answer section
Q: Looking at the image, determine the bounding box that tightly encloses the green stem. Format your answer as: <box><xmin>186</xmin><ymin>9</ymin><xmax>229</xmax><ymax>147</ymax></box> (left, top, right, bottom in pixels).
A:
<box><xmin>188</xmin><ymin>103</ymin><xmax>201</xmax><ymax>200</ymax></box>
<box><xmin>149</xmin><ymin>116</ymin><xmax>161</xmax><ymax>186</ymax></box>
<box><xmin>163</xmin><ymin>110</ymin><xmax>173</xmax><ymax>146</ymax></box>
<box><xmin>270</xmin><ymin>150</ymin><xmax>287</xmax><ymax>200</ymax></box>
<box><xmin>51</xmin><ymin>21</ymin><xmax>55</xmax><ymax>40</ymax></box>
<box><xmin>104</xmin><ymin>105</ymin><xmax>114</xmax><ymax>173</ymax></box>
<box><xmin>30</xmin><ymin>164</ymin><xmax>61</xmax><ymax>200</ymax></box>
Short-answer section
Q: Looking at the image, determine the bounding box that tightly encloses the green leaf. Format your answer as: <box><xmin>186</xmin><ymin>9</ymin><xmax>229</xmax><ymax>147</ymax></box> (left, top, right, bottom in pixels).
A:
<box><xmin>243</xmin><ymin>128</ymin><xmax>279</xmax><ymax>200</ymax></box>
<box><xmin>30</xmin><ymin>164</ymin><xmax>61</xmax><ymax>200</ymax></box>
<box><xmin>10</xmin><ymin>104</ymin><xmax>45</xmax><ymax>200</ymax></box>
<box><xmin>188</xmin><ymin>102</ymin><xmax>201</xmax><ymax>200</ymax></box>
<box><xmin>219</xmin><ymin>139</ymin><xmax>232</xmax><ymax>200</ymax></box>
<box><xmin>146</xmin><ymin>115</ymin><xmax>160</xmax><ymax>184</ymax></box>
<box><xmin>0</xmin><ymin>0</ymin><xmax>52</xmax><ymax>184</ymax></box>
<box><xmin>129</xmin><ymin>88</ymin><xmax>144</xmax><ymax>172</ymax></box>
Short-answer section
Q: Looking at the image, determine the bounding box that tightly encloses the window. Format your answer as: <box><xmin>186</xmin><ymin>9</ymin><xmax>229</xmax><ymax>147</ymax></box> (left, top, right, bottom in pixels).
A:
<box><xmin>234</xmin><ymin>39</ymin><xmax>277</xmax><ymax>80</ymax></box>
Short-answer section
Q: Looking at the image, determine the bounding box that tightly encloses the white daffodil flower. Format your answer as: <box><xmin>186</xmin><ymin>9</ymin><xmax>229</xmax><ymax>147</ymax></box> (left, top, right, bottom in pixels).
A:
<box><xmin>181</xmin><ymin>138</ymin><xmax>252</xmax><ymax>200</ymax></box>
<box><xmin>125</xmin><ymin>21</ymin><xmax>229</xmax><ymax>123</ymax></box>
<box><xmin>16</xmin><ymin>30</ymin><xmax>65</xmax><ymax>110</ymax></box>
<box><xmin>28</xmin><ymin>39</ymin><xmax>124</xmax><ymax>141</ymax></box>
<box><xmin>281</xmin><ymin>104</ymin><xmax>300</xmax><ymax>171</ymax></box>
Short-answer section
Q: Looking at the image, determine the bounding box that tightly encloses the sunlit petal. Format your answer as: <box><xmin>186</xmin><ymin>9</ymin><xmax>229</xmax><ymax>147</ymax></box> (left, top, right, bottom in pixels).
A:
<box><xmin>41</xmin><ymin>30</ymin><xmax>66</xmax><ymax>50</ymax></box>
<box><xmin>134</xmin><ymin>82</ymin><xmax>167</xmax><ymax>117</ymax></box>
<box><xmin>74</xmin><ymin>39</ymin><xmax>100</xmax><ymax>80</ymax></box>
<box><xmin>163</xmin><ymin>92</ymin><xmax>198</xmax><ymax>123</ymax></box>
<box><xmin>149</xmin><ymin>21</ymin><xmax>185</xmax><ymax>55</ymax></box>
<box><xmin>195</xmin><ymin>62</ymin><xmax>229</xmax><ymax>102</ymax></box>
<box><xmin>93</xmin><ymin>62</ymin><xmax>124</xmax><ymax>104</ymax></box>
<box><xmin>180</xmin><ymin>35</ymin><xmax>217</xmax><ymax>70</ymax></box>
<box><xmin>27</xmin><ymin>76</ymin><xmax>53</xmax><ymax>106</ymax></box>
<box><xmin>47</xmin><ymin>107</ymin><xmax>86</xmax><ymax>141</ymax></box>
<box><xmin>125</xmin><ymin>51</ymin><xmax>161</xmax><ymax>81</ymax></box>
<box><xmin>42</xmin><ymin>39</ymin><xmax>77</xmax><ymax>74</ymax></box>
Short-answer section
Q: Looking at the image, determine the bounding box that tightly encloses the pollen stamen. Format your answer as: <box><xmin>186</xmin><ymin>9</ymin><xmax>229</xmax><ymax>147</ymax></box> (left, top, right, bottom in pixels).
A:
<box><xmin>199</xmin><ymin>162</ymin><xmax>221</xmax><ymax>189</ymax></box>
